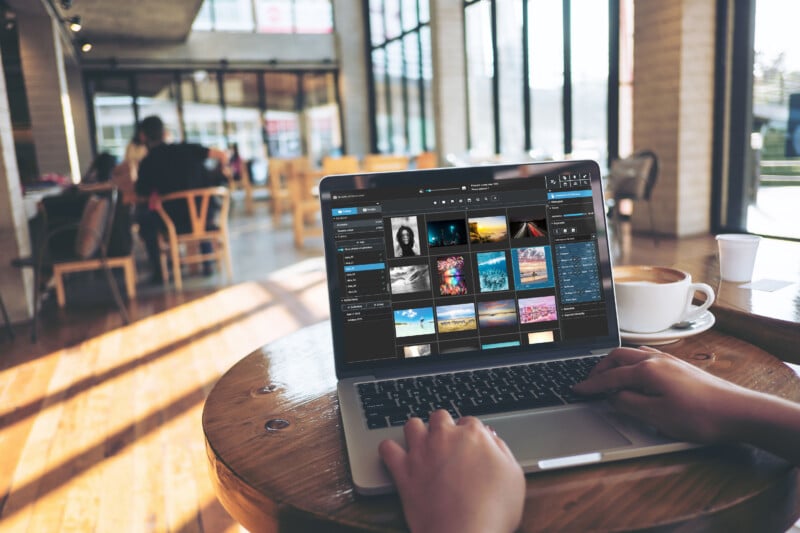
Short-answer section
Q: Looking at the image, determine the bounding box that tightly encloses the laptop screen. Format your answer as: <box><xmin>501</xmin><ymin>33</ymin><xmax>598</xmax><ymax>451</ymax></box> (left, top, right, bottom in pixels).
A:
<box><xmin>319</xmin><ymin>160</ymin><xmax>619</xmax><ymax>377</ymax></box>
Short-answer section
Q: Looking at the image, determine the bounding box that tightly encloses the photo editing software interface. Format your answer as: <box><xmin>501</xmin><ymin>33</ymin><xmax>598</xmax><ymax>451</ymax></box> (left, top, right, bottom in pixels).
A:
<box><xmin>330</xmin><ymin>167</ymin><xmax>609</xmax><ymax>364</ymax></box>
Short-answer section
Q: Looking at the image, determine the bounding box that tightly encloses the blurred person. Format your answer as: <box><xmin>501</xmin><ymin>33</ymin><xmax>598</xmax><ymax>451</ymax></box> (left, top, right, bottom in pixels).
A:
<box><xmin>82</xmin><ymin>152</ymin><xmax>117</xmax><ymax>184</ymax></box>
<box><xmin>110</xmin><ymin>125</ymin><xmax>149</xmax><ymax>206</ymax></box>
<box><xmin>135</xmin><ymin>115</ymin><xmax>228</xmax><ymax>283</ymax></box>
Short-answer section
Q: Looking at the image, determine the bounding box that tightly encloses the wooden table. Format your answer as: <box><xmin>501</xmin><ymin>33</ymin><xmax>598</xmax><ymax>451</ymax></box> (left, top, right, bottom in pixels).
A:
<box><xmin>203</xmin><ymin>321</ymin><xmax>800</xmax><ymax>532</ymax></box>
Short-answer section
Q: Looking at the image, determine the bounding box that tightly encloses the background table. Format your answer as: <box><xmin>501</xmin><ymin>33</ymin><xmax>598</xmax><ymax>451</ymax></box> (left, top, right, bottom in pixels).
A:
<box><xmin>203</xmin><ymin>321</ymin><xmax>800</xmax><ymax>532</ymax></box>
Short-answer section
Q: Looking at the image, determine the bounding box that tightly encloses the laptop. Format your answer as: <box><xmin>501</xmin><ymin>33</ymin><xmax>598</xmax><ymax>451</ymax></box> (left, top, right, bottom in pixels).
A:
<box><xmin>319</xmin><ymin>159</ymin><xmax>694</xmax><ymax>495</ymax></box>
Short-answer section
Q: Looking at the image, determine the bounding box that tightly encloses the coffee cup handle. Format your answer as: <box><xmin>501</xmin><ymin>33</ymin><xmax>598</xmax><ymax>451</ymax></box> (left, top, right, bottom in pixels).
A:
<box><xmin>683</xmin><ymin>283</ymin><xmax>715</xmax><ymax>321</ymax></box>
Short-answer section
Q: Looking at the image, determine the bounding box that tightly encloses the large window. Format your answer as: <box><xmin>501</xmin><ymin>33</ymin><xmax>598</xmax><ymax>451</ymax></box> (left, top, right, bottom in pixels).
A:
<box><xmin>463</xmin><ymin>0</ymin><xmax>627</xmax><ymax>168</ymax></box>
<box><xmin>193</xmin><ymin>0</ymin><xmax>333</xmax><ymax>33</ymax></box>
<box><xmin>85</xmin><ymin>69</ymin><xmax>342</xmax><ymax>171</ymax></box>
<box><xmin>368</xmin><ymin>0</ymin><xmax>435</xmax><ymax>155</ymax></box>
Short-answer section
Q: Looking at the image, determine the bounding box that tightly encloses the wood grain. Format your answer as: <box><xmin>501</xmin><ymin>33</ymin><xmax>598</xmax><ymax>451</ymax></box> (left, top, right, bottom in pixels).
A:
<box><xmin>203</xmin><ymin>323</ymin><xmax>800</xmax><ymax>533</ymax></box>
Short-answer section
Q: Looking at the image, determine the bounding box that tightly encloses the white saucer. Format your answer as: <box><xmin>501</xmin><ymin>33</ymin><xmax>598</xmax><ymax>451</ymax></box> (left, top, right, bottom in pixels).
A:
<box><xmin>620</xmin><ymin>307</ymin><xmax>715</xmax><ymax>346</ymax></box>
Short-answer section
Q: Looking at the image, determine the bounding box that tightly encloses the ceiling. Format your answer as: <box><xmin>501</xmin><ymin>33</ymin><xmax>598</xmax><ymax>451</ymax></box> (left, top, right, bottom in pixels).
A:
<box><xmin>8</xmin><ymin>0</ymin><xmax>204</xmax><ymax>43</ymax></box>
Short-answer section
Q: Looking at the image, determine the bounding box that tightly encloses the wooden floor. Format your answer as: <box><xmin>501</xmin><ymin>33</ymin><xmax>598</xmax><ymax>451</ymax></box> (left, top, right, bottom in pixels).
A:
<box><xmin>0</xmin><ymin>198</ymin><xmax>717</xmax><ymax>532</ymax></box>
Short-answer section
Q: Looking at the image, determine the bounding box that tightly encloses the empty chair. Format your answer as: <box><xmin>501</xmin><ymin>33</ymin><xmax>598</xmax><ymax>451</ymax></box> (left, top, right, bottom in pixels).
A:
<box><xmin>321</xmin><ymin>155</ymin><xmax>360</xmax><ymax>175</ymax></box>
<box><xmin>242</xmin><ymin>159</ymin><xmax>271</xmax><ymax>215</ymax></box>
<box><xmin>362</xmin><ymin>154</ymin><xmax>409</xmax><ymax>172</ymax></box>
<box><xmin>415</xmin><ymin>151</ymin><xmax>438</xmax><ymax>169</ymax></box>
<box><xmin>606</xmin><ymin>150</ymin><xmax>659</xmax><ymax>246</ymax></box>
<box><xmin>266</xmin><ymin>158</ymin><xmax>293</xmax><ymax>224</ymax></box>
<box><xmin>287</xmin><ymin>157</ymin><xmax>323</xmax><ymax>248</ymax></box>
<box><xmin>153</xmin><ymin>187</ymin><xmax>233</xmax><ymax>291</ymax></box>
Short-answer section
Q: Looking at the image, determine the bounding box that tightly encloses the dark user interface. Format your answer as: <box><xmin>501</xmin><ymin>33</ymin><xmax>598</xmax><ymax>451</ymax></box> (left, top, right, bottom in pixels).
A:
<box><xmin>331</xmin><ymin>169</ymin><xmax>608</xmax><ymax>364</ymax></box>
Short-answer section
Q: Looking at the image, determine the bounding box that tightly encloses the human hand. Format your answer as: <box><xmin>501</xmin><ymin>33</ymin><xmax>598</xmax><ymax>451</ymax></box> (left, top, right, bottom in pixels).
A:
<box><xmin>573</xmin><ymin>347</ymin><xmax>750</xmax><ymax>443</ymax></box>
<box><xmin>379</xmin><ymin>410</ymin><xmax>525</xmax><ymax>533</ymax></box>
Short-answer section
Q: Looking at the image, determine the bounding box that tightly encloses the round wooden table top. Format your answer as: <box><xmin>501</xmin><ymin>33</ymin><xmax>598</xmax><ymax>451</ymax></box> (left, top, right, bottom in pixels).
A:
<box><xmin>203</xmin><ymin>321</ymin><xmax>800</xmax><ymax>533</ymax></box>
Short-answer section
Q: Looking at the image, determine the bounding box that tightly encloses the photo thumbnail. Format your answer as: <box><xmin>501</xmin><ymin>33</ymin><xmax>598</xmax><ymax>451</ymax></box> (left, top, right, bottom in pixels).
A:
<box><xmin>403</xmin><ymin>344</ymin><xmax>432</xmax><ymax>358</ymax></box>
<box><xmin>389</xmin><ymin>216</ymin><xmax>422</xmax><ymax>257</ymax></box>
<box><xmin>427</xmin><ymin>218</ymin><xmax>468</xmax><ymax>248</ymax></box>
<box><xmin>477</xmin><ymin>299</ymin><xmax>518</xmax><ymax>328</ymax></box>
<box><xmin>518</xmin><ymin>296</ymin><xmax>557</xmax><ymax>324</ymax></box>
<box><xmin>509</xmin><ymin>209</ymin><xmax>548</xmax><ymax>239</ymax></box>
<box><xmin>394</xmin><ymin>307</ymin><xmax>436</xmax><ymax>338</ymax></box>
<box><xmin>476</xmin><ymin>251</ymin><xmax>509</xmax><ymax>292</ymax></box>
<box><xmin>528</xmin><ymin>331</ymin><xmax>555</xmax><ymax>344</ymax></box>
<box><xmin>512</xmin><ymin>246</ymin><xmax>554</xmax><ymax>290</ymax></box>
<box><xmin>468</xmin><ymin>215</ymin><xmax>508</xmax><ymax>244</ymax></box>
<box><xmin>390</xmin><ymin>264</ymin><xmax>431</xmax><ymax>294</ymax></box>
<box><xmin>436</xmin><ymin>255</ymin><xmax>468</xmax><ymax>296</ymax></box>
<box><xmin>435</xmin><ymin>303</ymin><xmax>477</xmax><ymax>333</ymax></box>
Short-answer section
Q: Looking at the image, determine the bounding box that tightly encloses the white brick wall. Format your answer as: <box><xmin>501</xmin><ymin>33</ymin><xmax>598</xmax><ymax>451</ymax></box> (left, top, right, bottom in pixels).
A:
<box><xmin>633</xmin><ymin>0</ymin><xmax>716</xmax><ymax>237</ymax></box>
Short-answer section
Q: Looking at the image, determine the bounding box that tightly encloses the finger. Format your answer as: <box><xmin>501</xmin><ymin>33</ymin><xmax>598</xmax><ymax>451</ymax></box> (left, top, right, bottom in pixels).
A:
<box><xmin>378</xmin><ymin>439</ymin><xmax>408</xmax><ymax>488</ymax></box>
<box><xmin>428</xmin><ymin>409</ymin><xmax>456</xmax><ymax>431</ymax></box>
<box><xmin>404</xmin><ymin>416</ymin><xmax>427</xmax><ymax>451</ymax></box>
<box><xmin>573</xmin><ymin>364</ymin><xmax>644</xmax><ymax>394</ymax></box>
<box><xmin>638</xmin><ymin>346</ymin><xmax>664</xmax><ymax>353</ymax></box>
<box><xmin>456</xmin><ymin>415</ymin><xmax>483</xmax><ymax>428</ymax></box>
<box><xmin>588</xmin><ymin>347</ymin><xmax>659</xmax><ymax>377</ymax></box>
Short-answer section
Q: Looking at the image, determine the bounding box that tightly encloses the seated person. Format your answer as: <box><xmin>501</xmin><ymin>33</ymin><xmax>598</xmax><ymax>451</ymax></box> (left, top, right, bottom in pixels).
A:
<box><xmin>134</xmin><ymin>115</ymin><xmax>228</xmax><ymax>282</ymax></box>
<box><xmin>381</xmin><ymin>347</ymin><xmax>800</xmax><ymax>533</ymax></box>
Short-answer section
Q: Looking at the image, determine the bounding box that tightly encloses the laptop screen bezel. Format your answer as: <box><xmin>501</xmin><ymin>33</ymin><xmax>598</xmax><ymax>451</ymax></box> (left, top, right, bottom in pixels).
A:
<box><xmin>319</xmin><ymin>160</ymin><xmax>620</xmax><ymax>380</ymax></box>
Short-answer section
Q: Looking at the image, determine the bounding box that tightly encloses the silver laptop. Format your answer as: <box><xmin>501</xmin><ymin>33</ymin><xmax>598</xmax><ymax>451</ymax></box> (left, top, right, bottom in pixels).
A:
<box><xmin>319</xmin><ymin>160</ymin><xmax>694</xmax><ymax>495</ymax></box>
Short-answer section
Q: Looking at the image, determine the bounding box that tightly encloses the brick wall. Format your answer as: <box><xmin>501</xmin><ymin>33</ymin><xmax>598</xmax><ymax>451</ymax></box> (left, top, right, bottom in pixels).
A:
<box><xmin>633</xmin><ymin>0</ymin><xmax>716</xmax><ymax>236</ymax></box>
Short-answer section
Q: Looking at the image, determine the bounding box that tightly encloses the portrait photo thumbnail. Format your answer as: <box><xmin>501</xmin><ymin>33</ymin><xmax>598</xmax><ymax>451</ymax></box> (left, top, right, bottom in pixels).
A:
<box><xmin>512</xmin><ymin>246</ymin><xmax>554</xmax><ymax>290</ymax></box>
<box><xmin>389</xmin><ymin>216</ymin><xmax>422</xmax><ymax>258</ymax></box>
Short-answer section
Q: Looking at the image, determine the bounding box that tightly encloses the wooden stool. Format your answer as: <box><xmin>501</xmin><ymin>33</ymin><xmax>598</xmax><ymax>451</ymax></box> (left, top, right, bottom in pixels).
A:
<box><xmin>52</xmin><ymin>256</ymin><xmax>137</xmax><ymax>308</ymax></box>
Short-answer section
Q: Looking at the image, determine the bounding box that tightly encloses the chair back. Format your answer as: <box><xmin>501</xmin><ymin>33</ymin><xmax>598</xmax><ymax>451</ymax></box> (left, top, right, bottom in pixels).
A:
<box><xmin>155</xmin><ymin>187</ymin><xmax>231</xmax><ymax>239</ymax></box>
<box><xmin>321</xmin><ymin>155</ymin><xmax>360</xmax><ymax>175</ymax></box>
<box><xmin>415</xmin><ymin>151</ymin><xmax>438</xmax><ymax>169</ymax></box>
<box><xmin>607</xmin><ymin>150</ymin><xmax>659</xmax><ymax>201</ymax></box>
<box><xmin>362</xmin><ymin>154</ymin><xmax>410</xmax><ymax>172</ymax></box>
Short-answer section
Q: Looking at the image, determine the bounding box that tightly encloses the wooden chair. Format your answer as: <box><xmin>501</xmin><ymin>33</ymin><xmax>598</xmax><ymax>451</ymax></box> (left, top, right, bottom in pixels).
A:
<box><xmin>11</xmin><ymin>188</ymin><xmax>133</xmax><ymax>342</ymax></box>
<box><xmin>153</xmin><ymin>187</ymin><xmax>233</xmax><ymax>291</ymax></box>
<box><xmin>606</xmin><ymin>150</ymin><xmax>660</xmax><ymax>246</ymax></box>
<box><xmin>362</xmin><ymin>154</ymin><xmax>410</xmax><ymax>172</ymax></box>
<box><xmin>415</xmin><ymin>151</ymin><xmax>438</xmax><ymax>169</ymax></box>
<box><xmin>267</xmin><ymin>158</ymin><xmax>293</xmax><ymax>224</ymax></box>
<box><xmin>288</xmin><ymin>157</ymin><xmax>323</xmax><ymax>248</ymax></box>
<box><xmin>321</xmin><ymin>155</ymin><xmax>360</xmax><ymax>175</ymax></box>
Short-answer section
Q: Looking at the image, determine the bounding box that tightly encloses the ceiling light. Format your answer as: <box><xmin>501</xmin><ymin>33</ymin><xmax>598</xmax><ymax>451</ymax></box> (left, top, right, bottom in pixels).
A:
<box><xmin>80</xmin><ymin>40</ymin><xmax>92</xmax><ymax>53</ymax></box>
<box><xmin>68</xmin><ymin>15</ymin><xmax>81</xmax><ymax>32</ymax></box>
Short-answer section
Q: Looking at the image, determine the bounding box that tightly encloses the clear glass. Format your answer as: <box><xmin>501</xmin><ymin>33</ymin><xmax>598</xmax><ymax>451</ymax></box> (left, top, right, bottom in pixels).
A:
<box><xmin>263</xmin><ymin>72</ymin><xmax>302</xmax><ymax>158</ymax></box>
<box><xmin>213</xmin><ymin>0</ymin><xmax>255</xmax><ymax>31</ymax></box>
<box><xmin>295</xmin><ymin>0</ymin><xmax>333</xmax><ymax>33</ymax></box>
<box><xmin>401</xmin><ymin>0</ymin><xmax>418</xmax><ymax>32</ymax></box>
<box><xmin>528</xmin><ymin>0</ymin><xmax>564</xmax><ymax>160</ymax></box>
<box><xmin>496</xmin><ymin>0</ymin><xmax>524</xmax><ymax>157</ymax></box>
<box><xmin>135</xmin><ymin>73</ymin><xmax>182</xmax><ymax>143</ymax></box>
<box><xmin>256</xmin><ymin>0</ymin><xmax>294</xmax><ymax>33</ymax></box>
<box><xmin>465</xmin><ymin>1</ymin><xmax>495</xmax><ymax>158</ymax></box>
<box><xmin>91</xmin><ymin>77</ymin><xmax>136</xmax><ymax>161</ymax></box>
<box><xmin>302</xmin><ymin>72</ymin><xmax>342</xmax><ymax>164</ymax></box>
<box><xmin>192</xmin><ymin>0</ymin><xmax>214</xmax><ymax>31</ymax></box>
<box><xmin>221</xmin><ymin>72</ymin><xmax>267</xmax><ymax>186</ymax></box>
<box><xmin>404</xmin><ymin>33</ymin><xmax>422</xmax><ymax>153</ymax></box>
<box><xmin>387</xmin><ymin>40</ymin><xmax>406</xmax><ymax>153</ymax></box>
<box><xmin>180</xmin><ymin>71</ymin><xmax>226</xmax><ymax>149</ymax></box>
<box><xmin>373</xmin><ymin>48</ymin><xmax>390</xmax><ymax>153</ymax></box>
<box><xmin>571</xmin><ymin>0</ymin><xmax>608</xmax><ymax>167</ymax></box>
<box><xmin>421</xmin><ymin>25</ymin><xmax>435</xmax><ymax>151</ymax></box>
<box><xmin>748</xmin><ymin>0</ymin><xmax>800</xmax><ymax>238</ymax></box>
<box><xmin>370</xmin><ymin>0</ymin><xmax>385</xmax><ymax>45</ymax></box>
<box><xmin>418</xmin><ymin>0</ymin><xmax>429</xmax><ymax>24</ymax></box>
<box><xmin>385</xmin><ymin>0</ymin><xmax>402</xmax><ymax>40</ymax></box>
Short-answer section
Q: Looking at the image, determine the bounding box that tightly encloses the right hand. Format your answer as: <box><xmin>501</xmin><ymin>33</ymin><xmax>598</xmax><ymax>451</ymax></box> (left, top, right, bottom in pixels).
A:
<box><xmin>573</xmin><ymin>347</ymin><xmax>748</xmax><ymax>443</ymax></box>
<box><xmin>379</xmin><ymin>410</ymin><xmax>525</xmax><ymax>533</ymax></box>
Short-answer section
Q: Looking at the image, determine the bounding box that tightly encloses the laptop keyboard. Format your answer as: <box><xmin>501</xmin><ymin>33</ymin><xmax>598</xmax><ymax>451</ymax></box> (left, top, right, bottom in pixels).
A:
<box><xmin>357</xmin><ymin>356</ymin><xmax>604</xmax><ymax>429</ymax></box>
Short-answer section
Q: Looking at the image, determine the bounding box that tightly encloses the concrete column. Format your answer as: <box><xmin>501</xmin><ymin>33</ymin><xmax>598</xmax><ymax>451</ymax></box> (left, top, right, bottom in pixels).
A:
<box><xmin>16</xmin><ymin>13</ymin><xmax>82</xmax><ymax>182</ymax></box>
<box><xmin>0</xmin><ymin>45</ymin><xmax>34</xmax><ymax>322</ymax></box>
<box><xmin>632</xmin><ymin>0</ymin><xmax>716</xmax><ymax>236</ymax></box>
<box><xmin>66</xmin><ymin>59</ymin><xmax>93</xmax><ymax>175</ymax></box>
<box><xmin>430</xmin><ymin>0</ymin><xmax>468</xmax><ymax>164</ymax></box>
<box><xmin>332</xmin><ymin>0</ymin><xmax>370</xmax><ymax>157</ymax></box>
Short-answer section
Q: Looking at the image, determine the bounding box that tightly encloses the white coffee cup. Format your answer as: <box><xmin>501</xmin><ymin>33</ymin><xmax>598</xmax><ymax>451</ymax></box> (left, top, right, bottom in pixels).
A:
<box><xmin>716</xmin><ymin>234</ymin><xmax>761</xmax><ymax>282</ymax></box>
<box><xmin>613</xmin><ymin>265</ymin><xmax>716</xmax><ymax>333</ymax></box>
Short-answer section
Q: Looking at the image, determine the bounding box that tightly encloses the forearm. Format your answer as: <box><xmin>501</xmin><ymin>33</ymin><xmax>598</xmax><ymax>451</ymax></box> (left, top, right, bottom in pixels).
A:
<box><xmin>723</xmin><ymin>388</ymin><xmax>800</xmax><ymax>464</ymax></box>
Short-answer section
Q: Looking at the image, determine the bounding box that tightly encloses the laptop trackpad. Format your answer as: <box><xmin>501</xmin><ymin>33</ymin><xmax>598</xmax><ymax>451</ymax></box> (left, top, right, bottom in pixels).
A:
<box><xmin>486</xmin><ymin>408</ymin><xmax>631</xmax><ymax>465</ymax></box>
